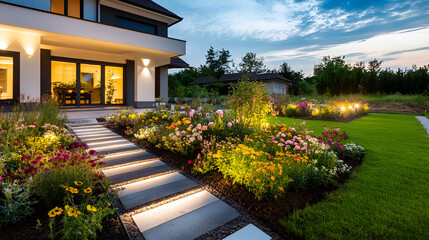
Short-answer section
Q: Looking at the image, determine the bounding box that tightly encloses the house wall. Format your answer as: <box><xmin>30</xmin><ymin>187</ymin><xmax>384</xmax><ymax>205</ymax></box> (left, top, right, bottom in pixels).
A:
<box><xmin>0</xmin><ymin>29</ymin><xmax>41</xmax><ymax>100</ymax></box>
<box><xmin>2</xmin><ymin>0</ymin><xmax>51</xmax><ymax>11</ymax></box>
<box><xmin>264</xmin><ymin>79</ymin><xmax>288</xmax><ymax>97</ymax></box>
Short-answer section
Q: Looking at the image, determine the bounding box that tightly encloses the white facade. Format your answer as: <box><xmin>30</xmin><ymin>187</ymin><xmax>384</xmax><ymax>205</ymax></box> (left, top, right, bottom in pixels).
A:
<box><xmin>0</xmin><ymin>1</ymin><xmax>185</xmax><ymax>106</ymax></box>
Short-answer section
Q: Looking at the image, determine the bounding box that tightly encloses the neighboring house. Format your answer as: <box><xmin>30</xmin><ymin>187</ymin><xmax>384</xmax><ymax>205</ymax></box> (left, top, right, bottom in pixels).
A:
<box><xmin>194</xmin><ymin>72</ymin><xmax>292</xmax><ymax>97</ymax></box>
<box><xmin>0</xmin><ymin>0</ymin><xmax>187</xmax><ymax>107</ymax></box>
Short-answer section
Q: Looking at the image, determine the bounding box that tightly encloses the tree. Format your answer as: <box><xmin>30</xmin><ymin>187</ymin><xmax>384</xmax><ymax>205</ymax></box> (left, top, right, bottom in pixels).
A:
<box><xmin>238</xmin><ymin>52</ymin><xmax>268</xmax><ymax>73</ymax></box>
<box><xmin>204</xmin><ymin>46</ymin><xmax>233</xmax><ymax>79</ymax></box>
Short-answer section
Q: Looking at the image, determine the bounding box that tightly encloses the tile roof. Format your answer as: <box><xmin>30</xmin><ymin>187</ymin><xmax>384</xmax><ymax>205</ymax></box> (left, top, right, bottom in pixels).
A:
<box><xmin>119</xmin><ymin>0</ymin><xmax>182</xmax><ymax>21</ymax></box>
<box><xmin>194</xmin><ymin>72</ymin><xmax>292</xmax><ymax>85</ymax></box>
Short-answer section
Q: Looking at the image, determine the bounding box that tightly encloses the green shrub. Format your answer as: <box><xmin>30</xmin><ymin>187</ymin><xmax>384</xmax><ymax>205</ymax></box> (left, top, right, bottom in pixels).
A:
<box><xmin>31</xmin><ymin>166</ymin><xmax>97</xmax><ymax>208</ymax></box>
<box><xmin>226</xmin><ymin>77</ymin><xmax>274</xmax><ymax>129</ymax></box>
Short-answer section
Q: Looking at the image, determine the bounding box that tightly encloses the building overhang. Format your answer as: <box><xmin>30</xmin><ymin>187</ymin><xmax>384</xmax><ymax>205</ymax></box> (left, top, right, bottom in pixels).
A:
<box><xmin>0</xmin><ymin>2</ymin><xmax>185</xmax><ymax>60</ymax></box>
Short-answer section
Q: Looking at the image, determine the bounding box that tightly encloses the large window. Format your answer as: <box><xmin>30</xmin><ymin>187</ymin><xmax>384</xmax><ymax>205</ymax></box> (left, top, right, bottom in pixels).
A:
<box><xmin>51</xmin><ymin>0</ymin><xmax>81</xmax><ymax>18</ymax></box>
<box><xmin>0</xmin><ymin>56</ymin><xmax>13</xmax><ymax>100</ymax></box>
<box><xmin>80</xmin><ymin>64</ymin><xmax>101</xmax><ymax>104</ymax></box>
<box><xmin>105</xmin><ymin>66</ymin><xmax>124</xmax><ymax>104</ymax></box>
<box><xmin>51</xmin><ymin>61</ymin><xmax>77</xmax><ymax>105</ymax></box>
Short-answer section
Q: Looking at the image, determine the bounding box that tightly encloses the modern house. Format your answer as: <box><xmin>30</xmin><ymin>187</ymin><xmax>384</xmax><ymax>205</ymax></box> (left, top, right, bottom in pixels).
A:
<box><xmin>194</xmin><ymin>72</ymin><xmax>292</xmax><ymax>97</ymax></box>
<box><xmin>0</xmin><ymin>0</ymin><xmax>187</xmax><ymax>108</ymax></box>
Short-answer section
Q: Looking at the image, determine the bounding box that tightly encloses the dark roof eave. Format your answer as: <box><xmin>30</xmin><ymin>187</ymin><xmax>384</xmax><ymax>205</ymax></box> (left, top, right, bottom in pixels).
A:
<box><xmin>118</xmin><ymin>0</ymin><xmax>183</xmax><ymax>22</ymax></box>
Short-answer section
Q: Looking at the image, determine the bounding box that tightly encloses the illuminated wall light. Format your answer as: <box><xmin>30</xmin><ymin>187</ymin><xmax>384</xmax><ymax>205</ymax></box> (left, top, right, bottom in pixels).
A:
<box><xmin>142</xmin><ymin>59</ymin><xmax>150</xmax><ymax>67</ymax></box>
<box><xmin>25</xmin><ymin>47</ymin><xmax>34</xmax><ymax>58</ymax></box>
<box><xmin>0</xmin><ymin>41</ymin><xmax>7</xmax><ymax>50</ymax></box>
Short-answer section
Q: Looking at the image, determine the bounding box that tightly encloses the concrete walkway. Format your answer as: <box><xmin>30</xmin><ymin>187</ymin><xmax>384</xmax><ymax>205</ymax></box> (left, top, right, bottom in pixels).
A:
<box><xmin>71</xmin><ymin>124</ymin><xmax>272</xmax><ymax>240</ymax></box>
<box><xmin>416</xmin><ymin>116</ymin><xmax>429</xmax><ymax>135</ymax></box>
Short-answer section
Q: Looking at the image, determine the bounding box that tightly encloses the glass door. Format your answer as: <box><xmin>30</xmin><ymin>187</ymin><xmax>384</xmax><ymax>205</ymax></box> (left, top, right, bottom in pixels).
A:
<box><xmin>105</xmin><ymin>66</ymin><xmax>124</xmax><ymax>104</ymax></box>
<box><xmin>51</xmin><ymin>61</ymin><xmax>77</xmax><ymax>105</ymax></box>
<box><xmin>80</xmin><ymin>64</ymin><xmax>101</xmax><ymax>105</ymax></box>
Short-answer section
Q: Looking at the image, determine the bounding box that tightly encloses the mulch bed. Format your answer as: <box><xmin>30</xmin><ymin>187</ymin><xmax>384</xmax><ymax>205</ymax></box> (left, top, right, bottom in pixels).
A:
<box><xmin>106</xmin><ymin>124</ymin><xmax>362</xmax><ymax>240</ymax></box>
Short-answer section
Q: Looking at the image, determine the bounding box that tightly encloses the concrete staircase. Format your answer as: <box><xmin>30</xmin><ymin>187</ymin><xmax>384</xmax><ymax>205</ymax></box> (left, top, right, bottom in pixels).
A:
<box><xmin>71</xmin><ymin>124</ymin><xmax>272</xmax><ymax>240</ymax></box>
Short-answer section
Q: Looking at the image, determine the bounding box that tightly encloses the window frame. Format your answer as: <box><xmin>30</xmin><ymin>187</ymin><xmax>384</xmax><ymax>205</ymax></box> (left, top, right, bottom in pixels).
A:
<box><xmin>51</xmin><ymin>0</ymin><xmax>84</xmax><ymax>19</ymax></box>
<box><xmin>0</xmin><ymin>50</ymin><xmax>20</xmax><ymax>103</ymax></box>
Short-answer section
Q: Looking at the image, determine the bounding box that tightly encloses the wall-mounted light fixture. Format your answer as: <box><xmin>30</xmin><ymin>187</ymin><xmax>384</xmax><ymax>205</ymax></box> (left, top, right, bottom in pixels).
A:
<box><xmin>0</xmin><ymin>41</ymin><xmax>7</xmax><ymax>50</ymax></box>
<box><xmin>143</xmin><ymin>59</ymin><xmax>150</xmax><ymax>67</ymax></box>
<box><xmin>25</xmin><ymin>47</ymin><xmax>34</xmax><ymax>58</ymax></box>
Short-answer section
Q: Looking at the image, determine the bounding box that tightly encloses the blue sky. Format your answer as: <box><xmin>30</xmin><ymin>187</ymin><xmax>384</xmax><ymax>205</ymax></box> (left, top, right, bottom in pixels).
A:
<box><xmin>157</xmin><ymin>0</ymin><xmax>429</xmax><ymax>76</ymax></box>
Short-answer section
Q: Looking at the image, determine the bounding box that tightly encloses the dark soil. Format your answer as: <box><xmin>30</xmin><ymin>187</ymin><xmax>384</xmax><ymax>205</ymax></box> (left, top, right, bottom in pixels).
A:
<box><xmin>368</xmin><ymin>101</ymin><xmax>429</xmax><ymax>114</ymax></box>
<box><xmin>106</xmin><ymin>124</ymin><xmax>362</xmax><ymax>240</ymax></box>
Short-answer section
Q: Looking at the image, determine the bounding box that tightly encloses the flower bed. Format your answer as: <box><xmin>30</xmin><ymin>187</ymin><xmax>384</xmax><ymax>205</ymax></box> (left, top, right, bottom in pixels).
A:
<box><xmin>274</xmin><ymin>98</ymin><xmax>370</xmax><ymax>120</ymax></box>
<box><xmin>0</xmin><ymin>98</ymin><xmax>118</xmax><ymax>239</ymax></box>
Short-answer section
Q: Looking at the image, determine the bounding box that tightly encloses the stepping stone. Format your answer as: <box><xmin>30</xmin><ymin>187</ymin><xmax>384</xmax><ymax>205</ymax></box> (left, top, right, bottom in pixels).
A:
<box><xmin>87</xmin><ymin>139</ymin><xmax>131</xmax><ymax>148</ymax></box>
<box><xmin>141</xmin><ymin>197</ymin><xmax>240</xmax><ymax>240</ymax></box>
<box><xmin>115</xmin><ymin>172</ymin><xmax>199</xmax><ymax>210</ymax></box>
<box><xmin>90</xmin><ymin>143</ymin><xmax>140</xmax><ymax>155</ymax></box>
<box><xmin>76</xmin><ymin>129</ymin><xmax>115</xmax><ymax>137</ymax></box>
<box><xmin>102</xmin><ymin>150</ymin><xmax>158</xmax><ymax>168</ymax></box>
<box><xmin>78</xmin><ymin>132</ymin><xmax>119</xmax><ymax>140</ymax></box>
<box><xmin>103</xmin><ymin>159</ymin><xmax>172</xmax><ymax>184</ymax></box>
<box><xmin>133</xmin><ymin>190</ymin><xmax>219</xmax><ymax>233</ymax></box>
<box><xmin>72</xmin><ymin>127</ymin><xmax>108</xmax><ymax>133</ymax></box>
<box><xmin>223</xmin><ymin>224</ymin><xmax>271</xmax><ymax>240</ymax></box>
<box><xmin>83</xmin><ymin>135</ymin><xmax>125</xmax><ymax>144</ymax></box>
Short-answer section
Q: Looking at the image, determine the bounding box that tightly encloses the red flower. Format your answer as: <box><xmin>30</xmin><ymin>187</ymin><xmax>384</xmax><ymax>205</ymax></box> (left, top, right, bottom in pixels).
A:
<box><xmin>89</xmin><ymin>150</ymin><xmax>97</xmax><ymax>155</ymax></box>
<box><xmin>13</xmin><ymin>142</ymin><xmax>19</xmax><ymax>145</ymax></box>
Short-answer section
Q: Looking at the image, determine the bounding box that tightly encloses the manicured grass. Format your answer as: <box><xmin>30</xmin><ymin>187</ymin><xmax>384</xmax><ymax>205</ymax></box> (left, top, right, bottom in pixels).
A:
<box><xmin>272</xmin><ymin>114</ymin><xmax>429</xmax><ymax>240</ymax></box>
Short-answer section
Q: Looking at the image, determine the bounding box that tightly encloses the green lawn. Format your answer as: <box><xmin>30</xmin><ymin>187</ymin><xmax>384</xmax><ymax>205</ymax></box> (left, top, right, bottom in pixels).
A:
<box><xmin>272</xmin><ymin>113</ymin><xmax>429</xmax><ymax>240</ymax></box>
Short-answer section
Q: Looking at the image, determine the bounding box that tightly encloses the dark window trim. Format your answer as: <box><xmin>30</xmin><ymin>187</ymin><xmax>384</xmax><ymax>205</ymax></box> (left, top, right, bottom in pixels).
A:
<box><xmin>0</xmin><ymin>50</ymin><xmax>20</xmax><ymax>103</ymax></box>
<box><xmin>51</xmin><ymin>56</ymin><xmax>126</xmax><ymax>106</ymax></box>
<box><xmin>0</xmin><ymin>1</ymin><xmax>187</xmax><ymax>43</ymax></box>
<box><xmin>51</xmin><ymin>56</ymin><xmax>126</xmax><ymax>68</ymax></box>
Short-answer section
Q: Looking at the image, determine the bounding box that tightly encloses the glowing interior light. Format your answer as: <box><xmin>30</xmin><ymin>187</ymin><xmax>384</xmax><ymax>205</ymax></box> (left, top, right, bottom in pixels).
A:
<box><xmin>142</xmin><ymin>59</ymin><xmax>150</xmax><ymax>67</ymax></box>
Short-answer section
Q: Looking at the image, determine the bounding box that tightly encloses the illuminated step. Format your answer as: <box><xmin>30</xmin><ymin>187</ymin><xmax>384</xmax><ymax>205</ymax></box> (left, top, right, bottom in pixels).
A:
<box><xmin>90</xmin><ymin>143</ymin><xmax>140</xmax><ymax>155</ymax></box>
<box><xmin>71</xmin><ymin>124</ymin><xmax>104</xmax><ymax>129</ymax></box>
<box><xmin>132</xmin><ymin>190</ymin><xmax>219</xmax><ymax>233</ymax></box>
<box><xmin>72</xmin><ymin>127</ymin><xmax>108</xmax><ymax>133</ymax></box>
<box><xmin>115</xmin><ymin>172</ymin><xmax>199</xmax><ymax>210</ymax></box>
<box><xmin>141</xmin><ymin>196</ymin><xmax>240</xmax><ymax>240</ymax></box>
<box><xmin>102</xmin><ymin>150</ymin><xmax>158</xmax><ymax>168</ymax></box>
<box><xmin>103</xmin><ymin>159</ymin><xmax>172</xmax><ymax>184</ymax></box>
<box><xmin>78</xmin><ymin>132</ymin><xmax>118</xmax><ymax>139</ymax></box>
<box><xmin>83</xmin><ymin>135</ymin><xmax>125</xmax><ymax>144</ymax></box>
<box><xmin>223</xmin><ymin>224</ymin><xmax>271</xmax><ymax>240</ymax></box>
<box><xmin>87</xmin><ymin>139</ymin><xmax>131</xmax><ymax>148</ymax></box>
<box><xmin>75</xmin><ymin>129</ymin><xmax>115</xmax><ymax>137</ymax></box>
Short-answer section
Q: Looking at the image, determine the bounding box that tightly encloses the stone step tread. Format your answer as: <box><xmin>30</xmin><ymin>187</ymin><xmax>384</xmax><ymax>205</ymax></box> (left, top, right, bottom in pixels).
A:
<box><xmin>223</xmin><ymin>224</ymin><xmax>271</xmax><ymax>240</ymax></box>
<box><xmin>72</xmin><ymin>127</ymin><xmax>110</xmax><ymax>133</ymax></box>
<box><xmin>142</xmin><ymin>199</ymin><xmax>240</xmax><ymax>240</ymax></box>
<box><xmin>132</xmin><ymin>190</ymin><xmax>219</xmax><ymax>233</ymax></box>
<box><xmin>88</xmin><ymin>139</ymin><xmax>131</xmax><ymax>148</ymax></box>
<box><xmin>115</xmin><ymin>173</ymin><xmax>198</xmax><ymax>210</ymax></box>
<box><xmin>78</xmin><ymin>132</ymin><xmax>119</xmax><ymax>140</ymax></box>
<box><xmin>103</xmin><ymin>160</ymin><xmax>172</xmax><ymax>184</ymax></box>
<box><xmin>76</xmin><ymin>130</ymin><xmax>115</xmax><ymax>137</ymax></box>
<box><xmin>102</xmin><ymin>150</ymin><xmax>157</xmax><ymax>168</ymax></box>
<box><xmin>70</xmin><ymin>124</ymin><xmax>104</xmax><ymax>129</ymax></box>
<box><xmin>92</xmin><ymin>144</ymin><xmax>141</xmax><ymax>156</ymax></box>
<box><xmin>83</xmin><ymin>136</ymin><xmax>126</xmax><ymax>144</ymax></box>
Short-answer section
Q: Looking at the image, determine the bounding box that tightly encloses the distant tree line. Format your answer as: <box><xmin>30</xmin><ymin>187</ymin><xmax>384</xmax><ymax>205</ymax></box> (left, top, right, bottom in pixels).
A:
<box><xmin>314</xmin><ymin>56</ymin><xmax>429</xmax><ymax>96</ymax></box>
<box><xmin>169</xmin><ymin>47</ymin><xmax>429</xmax><ymax>99</ymax></box>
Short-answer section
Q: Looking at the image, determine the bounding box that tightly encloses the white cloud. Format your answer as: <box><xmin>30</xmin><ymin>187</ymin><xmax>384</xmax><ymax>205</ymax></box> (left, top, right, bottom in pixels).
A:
<box><xmin>262</xmin><ymin>27</ymin><xmax>429</xmax><ymax>73</ymax></box>
<box><xmin>174</xmin><ymin>0</ymin><xmax>373</xmax><ymax>41</ymax></box>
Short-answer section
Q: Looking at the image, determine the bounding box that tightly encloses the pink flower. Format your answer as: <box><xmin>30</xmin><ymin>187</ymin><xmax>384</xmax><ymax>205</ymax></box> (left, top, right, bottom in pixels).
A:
<box><xmin>197</xmin><ymin>124</ymin><xmax>202</xmax><ymax>130</ymax></box>
<box><xmin>227</xmin><ymin>122</ymin><xmax>232</xmax><ymax>128</ymax></box>
<box><xmin>202</xmin><ymin>126</ymin><xmax>208</xmax><ymax>131</ymax></box>
<box><xmin>13</xmin><ymin>142</ymin><xmax>19</xmax><ymax>145</ymax></box>
<box><xmin>89</xmin><ymin>150</ymin><xmax>97</xmax><ymax>155</ymax></box>
<box><xmin>208</xmin><ymin>122</ymin><xmax>214</xmax><ymax>126</ymax></box>
<box><xmin>216</xmin><ymin>110</ymin><xmax>223</xmax><ymax>118</ymax></box>
<box><xmin>189</xmin><ymin>109</ymin><xmax>195</xmax><ymax>117</ymax></box>
<box><xmin>188</xmin><ymin>160</ymin><xmax>193</xmax><ymax>164</ymax></box>
<box><xmin>198</xmin><ymin>113</ymin><xmax>202</xmax><ymax>116</ymax></box>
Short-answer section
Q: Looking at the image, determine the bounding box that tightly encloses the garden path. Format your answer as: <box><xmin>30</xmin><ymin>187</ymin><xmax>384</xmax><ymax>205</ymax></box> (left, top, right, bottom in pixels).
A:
<box><xmin>70</xmin><ymin>124</ymin><xmax>272</xmax><ymax>240</ymax></box>
<box><xmin>416</xmin><ymin>116</ymin><xmax>429</xmax><ymax>134</ymax></box>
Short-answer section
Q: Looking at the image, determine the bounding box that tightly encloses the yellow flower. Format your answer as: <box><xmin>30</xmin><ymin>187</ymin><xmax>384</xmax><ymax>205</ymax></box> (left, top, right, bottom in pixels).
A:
<box><xmin>87</xmin><ymin>205</ymin><xmax>97</xmax><ymax>212</ymax></box>
<box><xmin>66</xmin><ymin>208</ymin><xmax>76</xmax><ymax>217</ymax></box>
<box><xmin>84</xmin><ymin>187</ymin><xmax>92</xmax><ymax>194</ymax></box>
<box><xmin>271</xmin><ymin>176</ymin><xmax>275</xmax><ymax>181</ymax></box>
<box><xmin>278</xmin><ymin>187</ymin><xmax>284</xmax><ymax>191</ymax></box>
<box><xmin>48</xmin><ymin>207</ymin><xmax>62</xmax><ymax>218</ymax></box>
<box><xmin>74</xmin><ymin>181</ymin><xmax>83</xmax><ymax>186</ymax></box>
<box><xmin>256</xmin><ymin>179</ymin><xmax>261</xmax><ymax>183</ymax></box>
